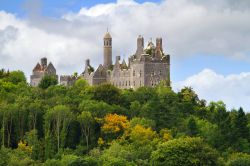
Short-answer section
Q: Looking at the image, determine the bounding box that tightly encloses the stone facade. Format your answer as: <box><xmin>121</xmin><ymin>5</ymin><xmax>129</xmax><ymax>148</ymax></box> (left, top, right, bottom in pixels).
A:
<box><xmin>82</xmin><ymin>32</ymin><xmax>170</xmax><ymax>89</ymax></box>
<box><xmin>60</xmin><ymin>75</ymin><xmax>77</xmax><ymax>86</ymax></box>
<box><xmin>30</xmin><ymin>57</ymin><xmax>58</xmax><ymax>86</ymax></box>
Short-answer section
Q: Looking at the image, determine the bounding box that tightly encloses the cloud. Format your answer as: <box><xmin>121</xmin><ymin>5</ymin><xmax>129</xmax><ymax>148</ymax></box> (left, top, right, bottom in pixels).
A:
<box><xmin>0</xmin><ymin>0</ymin><xmax>250</xmax><ymax>82</ymax></box>
<box><xmin>174</xmin><ymin>69</ymin><xmax>250</xmax><ymax>111</ymax></box>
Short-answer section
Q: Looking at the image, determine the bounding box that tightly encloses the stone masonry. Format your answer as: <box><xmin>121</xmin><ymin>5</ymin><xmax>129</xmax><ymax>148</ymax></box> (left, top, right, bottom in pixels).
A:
<box><xmin>81</xmin><ymin>32</ymin><xmax>170</xmax><ymax>89</ymax></box>
<box><xmin>30</xmin><ymin>57</ymin><xmax>58</xmax><ymax>86</ymax></box>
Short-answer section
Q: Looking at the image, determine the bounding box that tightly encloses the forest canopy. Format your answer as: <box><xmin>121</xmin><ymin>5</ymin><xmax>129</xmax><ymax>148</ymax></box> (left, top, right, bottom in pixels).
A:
<box><xmin>0</xmin><ymin>69</ymin><xmax>249</xmax><ymax>166</ymax></box>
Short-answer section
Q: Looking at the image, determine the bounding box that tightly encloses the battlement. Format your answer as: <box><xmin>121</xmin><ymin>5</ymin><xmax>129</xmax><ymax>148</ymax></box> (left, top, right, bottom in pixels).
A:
<box><xmin>60</xmin><ymin>75</ymin><xmax>77</xmax><ymax>86</ymax></box>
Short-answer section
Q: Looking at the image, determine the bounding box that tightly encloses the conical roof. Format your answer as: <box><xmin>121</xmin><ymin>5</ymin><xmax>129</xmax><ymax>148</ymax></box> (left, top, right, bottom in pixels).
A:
<box><xmin>104</xmin><ymin>32</ymin><xmax>112</xmax><ymax>39</ymax></box>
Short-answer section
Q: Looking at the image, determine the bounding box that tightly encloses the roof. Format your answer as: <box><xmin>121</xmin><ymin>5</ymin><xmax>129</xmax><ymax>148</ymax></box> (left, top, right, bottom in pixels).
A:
<box><xmin>104</xmin><ymin>32</ymin><xmax>112</xmax><ymax>39</ymax></box>
<box><xmin>46</xmin><ymin>62</ymin><xmax>56</xmax><ymax>71</ymax></box>
<box><xmin>33</xmin><ymin>63</ymin><xmax>42</xmax><ymax>71</ymax></box>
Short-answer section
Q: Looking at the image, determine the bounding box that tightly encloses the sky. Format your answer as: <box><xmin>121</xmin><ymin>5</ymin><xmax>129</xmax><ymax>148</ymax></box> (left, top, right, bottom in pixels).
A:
<box><xmin>0</xmin><ymin>0</ymin><xmax>250</xmax><ymax>111</ymax></box>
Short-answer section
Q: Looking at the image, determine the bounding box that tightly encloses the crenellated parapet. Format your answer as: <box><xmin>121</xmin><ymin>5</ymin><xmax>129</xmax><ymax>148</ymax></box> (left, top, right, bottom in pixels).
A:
<box><xmin>60</xmin><ymin>75</ymin><xmax>77</xmax><ymax>86</ymax></box>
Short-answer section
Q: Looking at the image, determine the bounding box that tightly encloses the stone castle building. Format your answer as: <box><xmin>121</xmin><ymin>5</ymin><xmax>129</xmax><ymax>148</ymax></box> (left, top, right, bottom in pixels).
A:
<box><xmin>30</xmin><ymin>57</ymin><xmax>57</xmax><ymax>86</ymax></box>
<box><xmin>81</xmin><ymin>32</ymin><xmax>170</xmax><ymax>89</ymax></box>
<box><xmin>30</xmin><ymin>32</ymin><xmax>170</xmax><ymax>89</ymax></box>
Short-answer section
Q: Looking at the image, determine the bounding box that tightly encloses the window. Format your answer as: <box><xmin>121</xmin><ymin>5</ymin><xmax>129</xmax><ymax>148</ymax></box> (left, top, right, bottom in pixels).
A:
<box><xmin>133</xmin><ymin>70</ymin><xmax>135</xmax><ymax>76</ymax></box>
<box><xmin>140</xmin><ymin>70</ymin><xmax>142</xmax><ymax>77</ymax></box>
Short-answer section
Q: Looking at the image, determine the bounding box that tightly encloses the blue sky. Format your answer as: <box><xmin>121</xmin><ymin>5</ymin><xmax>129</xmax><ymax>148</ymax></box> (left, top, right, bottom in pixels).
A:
<box><xmin>1</xmin><ymin>0</ymin><xmax>249</xmax><ymax>81</ymax></box>
<box><xmin>1</xmin><ymin>0</ymin><xmax>161</xmax><ymax>17</ymax></box>
<box><xmin>1</xmin><ymin>0</ymin><xmax>250</xmax><ymax>111</ymax></box>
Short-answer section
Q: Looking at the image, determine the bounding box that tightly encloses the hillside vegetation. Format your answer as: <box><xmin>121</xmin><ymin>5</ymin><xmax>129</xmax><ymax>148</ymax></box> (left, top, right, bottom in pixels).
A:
<box><xmin>0</xmin><ymin>69</ymin><xmax>250</xmax><ymax>166</ymax></box>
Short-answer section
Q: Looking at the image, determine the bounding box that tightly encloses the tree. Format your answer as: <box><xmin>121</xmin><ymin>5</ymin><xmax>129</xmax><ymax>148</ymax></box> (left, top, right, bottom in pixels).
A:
<box><xmin>129</xmin><ymin>117</ymin><xmax>155</xmax><ymax>129</ymax></box>
<box><xmin>45</xmin><ymin>105</ymin><xmax>73</xmax><ymax>152</ymax></box>
<box><xmin>3</xmin><ymin>70</ymin><xmax>26</xmax><ymax>84</ymax></box>
<box><xmin>24</xmin><ymin>130</ymin><xmax>41</xmax><ymax>160</ymax></box>
<box><xmin>187</xmin><ymin>116</ymin><xmax>198</xmax><ymax>136</ymax></box>
<box><xmin>234</xmin><ymin>108</ymin><xmax>249</xmax><ymax>139</ymax></box>
<box><xmin>227</xmin><ymin>153</ymin><xmax>250</xmax><ymax>166</ymax></box>
<box><xmin>38</xmin><ymin>75</ymin><xmax>58</xmax><ymax>89</ymax></box>
<box><xmin>151</xmin><ymin>137</ymin><xmax>219</xmax><ymax>166</ymax></box>
<box><xmin>178</xmin><ymin>87</ymin><xmax>199</xmax><ymax>104</ymax></box>
<box><xmin>93</xmin><ymin>84</ymin><xmax>121</xmax><ymax>105</ymax></box>
<box><xmin>77</xmin><ymin>111</ymin><xmax>95</xmax><ymax>150</ymax></box>
<box><xmin>101</xmin><ymin>114</ymin><xmax>129</xmax><ymax>140</ymax></box>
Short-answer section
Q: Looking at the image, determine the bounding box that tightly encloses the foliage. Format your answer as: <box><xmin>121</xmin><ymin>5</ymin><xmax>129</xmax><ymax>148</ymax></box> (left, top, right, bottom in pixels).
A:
<box><xmin>101</xmin><ymin>114</ymin><xmax>129</xmax><ymax>135</ymax></box>
<box><xmin>151</xmin><ymin>137</ymin><xmax>219</xmax><ymax>166</ymax></box>
<box><xmin>227</xmin><ymin>153</ymin><xmax>250</xmax><ymax>166</ymax></box>
<box><xmin>0</xmin><ymin>69</ymin><xmax>249</xmax><ymax>165</ymax></box>
<box><xmin>38</xmin><ymin>75</ymin><xmax>58</xmax><ymax>89</ymax></box>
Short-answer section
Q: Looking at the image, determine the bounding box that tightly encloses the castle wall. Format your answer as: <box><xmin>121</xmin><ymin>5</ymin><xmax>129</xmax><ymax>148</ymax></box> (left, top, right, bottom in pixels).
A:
<box><xmin>144</xmin><ymin>62</ymin><xmax>170</xmax><ymax>87</ymax></box>
<box><xmin>30</xmin><ymin>73</ymin><xmax>44</xmax><ymax>87</ymax></box>
<box><xmin>111</xmin><ymin>69</ymin><xmax>131</xmax><ymax>89</ymax></box>
<box><xmin>130</xmin><ymin>62</ymin><xmax>145</xmax><ymax>89</ymax></box>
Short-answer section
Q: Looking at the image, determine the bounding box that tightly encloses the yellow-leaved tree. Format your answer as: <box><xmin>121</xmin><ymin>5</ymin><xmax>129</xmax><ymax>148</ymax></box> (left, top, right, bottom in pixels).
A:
<box><xmin>101</xmin><ymin>114</ymin><xmax>129</xmax><ymax>141</ymax></box>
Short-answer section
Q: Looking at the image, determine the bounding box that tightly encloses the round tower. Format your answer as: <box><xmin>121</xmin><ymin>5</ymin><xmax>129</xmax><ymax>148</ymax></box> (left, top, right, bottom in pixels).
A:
<box><xmin>103</xmin><ymin>31</ymin><xmax>112</xmax><ymax>68</ymax></box>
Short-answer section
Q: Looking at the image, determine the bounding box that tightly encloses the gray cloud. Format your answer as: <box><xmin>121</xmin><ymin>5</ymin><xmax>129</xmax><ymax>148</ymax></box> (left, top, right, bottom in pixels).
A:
<box><xmin>0</xmin><ymin>0</ymin><xmax>250</xmax><ymax>79</ymax></box>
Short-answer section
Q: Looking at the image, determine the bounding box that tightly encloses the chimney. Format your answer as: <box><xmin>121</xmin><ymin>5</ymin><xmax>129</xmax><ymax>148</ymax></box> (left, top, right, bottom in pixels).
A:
<box><xmin>41</xmin><ymin>57</ymin><xmax>47</xmax><ymax>68</ymax></box>
<box><xmin>85</xmin><ymin>59</ymin><xmax>90</xmax><ymax>66</ymax></box>
<box><xmin>136</xmin><ymin>35</ymin><xmax>144</xmax><ymax>58</ymax></box>
<box><xmin>156</xmin><ymin>38</ymin><xmax>162</xmax><ymax>50</ymax></box>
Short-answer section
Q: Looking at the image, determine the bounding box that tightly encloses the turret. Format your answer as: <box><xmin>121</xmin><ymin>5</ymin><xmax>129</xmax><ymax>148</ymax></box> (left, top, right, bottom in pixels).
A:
<box><xmin>103</xmin><ymin>31</ymin><xmax>112</xmax><ymax>69</ymax></box>
<box><xmin>135</xmin><ymin>35</ymin><xmax>144</xmax><ymax>58</ymax></box>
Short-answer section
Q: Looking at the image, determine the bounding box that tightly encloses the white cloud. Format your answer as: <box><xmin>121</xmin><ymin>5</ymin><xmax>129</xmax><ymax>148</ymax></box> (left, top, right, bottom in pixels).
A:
<box><xmin>174</xmin><ymin>69</ymin><xmax>250</xmax><ymax>112</ymax></box>
<box><xmin>0</xmin><ymin>0</ymin><xmax>250</xmax><ymax>106</ymax></box>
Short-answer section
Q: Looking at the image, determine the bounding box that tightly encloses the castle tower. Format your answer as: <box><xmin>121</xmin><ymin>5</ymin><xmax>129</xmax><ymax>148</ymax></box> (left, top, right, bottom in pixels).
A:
<box><xmin>135</xmin><ymin>35</ymin><xmax>144</xmax><ymax>58</ymax></box>
<box><xmin>41</xmin><ymin>57</ymin><xmax>47</xmax><ymax>68</ymax></box>
<box><xmin>103</xmin><ymin>31</ymin><xmax>112</xmax><ymax>68</ymax></box>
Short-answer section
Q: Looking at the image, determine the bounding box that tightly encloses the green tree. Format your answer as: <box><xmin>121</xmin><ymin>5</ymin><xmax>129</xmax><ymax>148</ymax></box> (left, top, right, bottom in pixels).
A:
<box><xmin>77</xmin><ymin>111</ymin><xmax>95</xmax><ymax>150</ymax></box>
<box><xmin>3</xmin><ymin>71</ymin><xmax>26</xmax><ymax>84</ymax></box>
<box><xmin>187</xmin><ymin>116</ymin><xmax>198</xmax><ymax>136</ymax></box>
<box><xmin>93</xmin><ymin>83</ymin><xmax>121</xmax><ymax>105</ymax></box>
<box><xmin>38</xmin><ymin>75</ymin><xmax>58</xmax><ymax>89</ymax></box>
<box><xmin>227</xmin><ymin>153</ymin><xmax>250</xmax><ymax>166</ymax></box>
<box><xmin>45</xmin><ymin>105</ymin><xmax>73</xmax><ymax>152</ymax></box>
<box><xmin>151</xmin><ymin>137</ymin><xmax>219</xmax><ymax>166</ymax></box>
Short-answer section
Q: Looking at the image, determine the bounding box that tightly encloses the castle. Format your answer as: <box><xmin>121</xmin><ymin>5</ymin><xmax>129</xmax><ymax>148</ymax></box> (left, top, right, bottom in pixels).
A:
<box><xmin>31</xmin><ymin>31</ymin><xmax>170</xmax><ymax>89</ymax></box>
<box><xmin>30</xmin><ymin>57</ymin><xmax>58</xmax><ymax>87</ymax></box>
